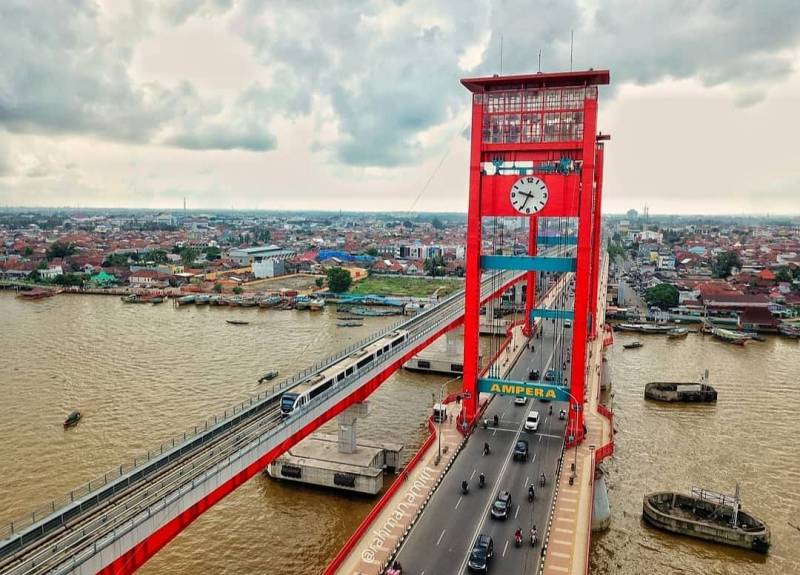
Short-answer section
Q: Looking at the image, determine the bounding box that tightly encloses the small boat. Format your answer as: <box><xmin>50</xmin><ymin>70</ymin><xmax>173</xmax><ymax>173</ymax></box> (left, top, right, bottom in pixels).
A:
<box><xmin>226</xmin><ymin>319</ymin><xmax>250</xmax><ymax>325</ymax></box>
<box><xmin>177</xmin><ymin>295</ymin><xmax>196</xmax><ymax>306</ymax></box>
<box><xmin>239</xmin><ymin>297</ymin><xmax>257</xmax><ymax>308</ymax></box>
<box><xmin>120</xmin><ymin>294</ymin><xmax>140</xmax><ymax>304</ymax></box>
<box><xmin>645</xmin><ymin>370</ymin><xmax>717</xmax><ymax>402</ymax></box>
<box><xmin>337</xmin><ymin>321</ymin><xmax>363</xmax><ymax>327</ymax></box>
<box><xmin>667</xmin><ymin>327</ymin><xmax>689</xmax><ymax>339</ymax></box>
<box><xmin>196</xmin><ymin>295</ymin><xmax>211</xmax><ymax>305</ymax></box>
<box><xmin>643</xmin><ymin>486</ymin><xmax>770</xmax><ymax>553</ymax></box>
<box><xmin>258</xmin><ymin>295</ymin><xmax>282</xmax><ymax>308</ymax></box>
<box><xmin>623</xmin><ymin>341</ymin><xmax>643</xmax><ymax>349</ymax></box>
<box><xmin>64</xmin><ymin>410</ymin><xmax>82</xmax><ymax>428</ymax></box>
<box><xmin>778</xmin><ymin>324</ymin><xmax>800</xmax><ymax>338</ymax></box>
<box><xmin>346</xmin><ymin>305</ymin><xmax>402</xmax><ymax>317</ymax></box>
<box><xmin>711</xmin><ymin>327</ymin><xmax>749</xmax><ymax>346</ymax></box>
<box><xmin>309</xmin><ymin>297</ymin><xmax>325</xmax><ymax>311</ymax></box>
<box><xmin>17</xmin><ymin>288</ymin><xmax>56</xmax><ymax>300</ymax></box>
<box><xmin>295</xmin><ymin>295</ymin><xmax>312</xmax><ymax>310</ymax></box>
<box><xmin>258</xmin><ymin>370</ymin><xmax>279</xmax><ymax>383</ymax></box>
<box><xmin>149</xmin><ymin>296</ymin><xmax>164</xmax><ymax>304</ymax></box>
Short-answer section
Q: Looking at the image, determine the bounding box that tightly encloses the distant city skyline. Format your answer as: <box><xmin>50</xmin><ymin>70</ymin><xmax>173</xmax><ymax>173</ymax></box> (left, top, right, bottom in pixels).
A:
<box><xmin>2</xmin><ymin>1</ymin><xmax>800</xmax><ymax>214</ymax></box>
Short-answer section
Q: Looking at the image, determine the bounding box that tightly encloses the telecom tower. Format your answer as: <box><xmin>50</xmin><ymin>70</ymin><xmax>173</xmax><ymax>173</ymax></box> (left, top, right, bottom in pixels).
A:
<box><xmin>459</xmin><ymin>70</ymin><xmax>609</xmax><ymax>445</ymax></box>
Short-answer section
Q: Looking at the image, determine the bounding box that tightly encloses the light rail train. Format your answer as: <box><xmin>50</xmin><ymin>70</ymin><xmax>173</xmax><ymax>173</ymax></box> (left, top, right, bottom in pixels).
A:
<box><xmin>280</xmin><ymin>330</ymin><xmax>409</xmax><ymax>416</ymax></box>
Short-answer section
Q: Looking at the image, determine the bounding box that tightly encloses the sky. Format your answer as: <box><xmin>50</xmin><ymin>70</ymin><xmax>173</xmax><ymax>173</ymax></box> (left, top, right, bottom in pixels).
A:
<box><xmin>1</xmin><ymin>0</ymin><xmax>799</xmax><ymax>215</ymax></box>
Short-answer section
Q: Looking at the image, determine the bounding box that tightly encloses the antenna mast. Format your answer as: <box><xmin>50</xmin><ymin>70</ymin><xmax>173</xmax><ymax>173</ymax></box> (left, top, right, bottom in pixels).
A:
<box><xmin>570</xmin><ymin>30</ymin><xmax>574</xmax><ymax>71</ymax></box>
<box><xmin>500</xmin><ymin>34</ymin><xmax>504</xmax><ymax>75</ymax></box>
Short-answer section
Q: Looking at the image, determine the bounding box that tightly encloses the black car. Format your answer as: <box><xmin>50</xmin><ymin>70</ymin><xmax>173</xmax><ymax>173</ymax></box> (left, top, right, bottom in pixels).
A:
<box><xmin>490</xmin><ymin>491</ymin><xmax>513</xmax><ymax>520</ymax></box>
<box><xmin>544</xmin><ymin>369</ymin><xmax>557</xmax><ymax>382</ymax></box>
<box><xmin>467</xmin><ymin>533</ymin><xmax>494</xmax><ymax>573</ymax></box>
<box><xmin>513</xmin><ymin>439</ymin><xmax>529</xmax><ymax>461</ymax></box>
<box><xmin>528</xmin><ymin>369</ymin><xmax>540</xmax><ymax>381</ymax></box>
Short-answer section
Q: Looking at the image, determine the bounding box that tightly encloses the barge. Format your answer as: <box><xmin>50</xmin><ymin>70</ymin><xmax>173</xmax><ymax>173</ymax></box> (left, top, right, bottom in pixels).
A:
<box><xmin>643</xmin><ymin>486</ymin><xmax>770</xmax><ymax>553</ymax></box>
<box><xmin>644</xmin><ymin>382</ymin><xmax>717</xmax><ymax>402</ymax></box>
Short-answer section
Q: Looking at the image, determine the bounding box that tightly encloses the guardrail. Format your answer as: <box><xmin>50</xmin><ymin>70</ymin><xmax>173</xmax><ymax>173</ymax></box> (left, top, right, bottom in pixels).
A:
<box><xmin>321</xmin><ymin>416</ymin><xmax>438</xmax><ymax>575</ymax></box>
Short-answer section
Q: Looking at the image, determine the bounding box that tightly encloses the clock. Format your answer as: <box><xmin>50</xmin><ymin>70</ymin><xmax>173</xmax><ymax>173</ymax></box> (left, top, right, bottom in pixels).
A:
<box><xmin>510</xmin><ymin>176</ymin><xmax>549</xmax><ymax>214</ymax></box>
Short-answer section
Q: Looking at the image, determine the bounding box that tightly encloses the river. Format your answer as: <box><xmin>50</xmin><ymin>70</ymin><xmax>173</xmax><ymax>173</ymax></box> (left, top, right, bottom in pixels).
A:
<box><xmin>2</xmin><ymin>292</ymin><xmax>799</xmax><ymax>574</ymax></box>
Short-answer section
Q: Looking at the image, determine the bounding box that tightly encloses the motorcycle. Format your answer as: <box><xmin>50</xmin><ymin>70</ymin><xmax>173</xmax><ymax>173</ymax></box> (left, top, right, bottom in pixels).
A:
<box><xmin>483</xmin><ymin>443</ymin><xmax>490</xmax><ymax>456</ymax></box>
<box><xmin>539</xmin><ymin>473</ymin><xmax>546</xmax><ymax>487</ymax></box>
<box><xmin>559</xmin><ymin>409</ymin><xmax>566</xmax><ymax>421</ymax></box>
<box><xmin>530</xmin><ymin>531</ymin><xmax>538</xmax><ymax>547</ymax></box>
<box><xmin>479</xmin><ymin>474</ymin><xmax>486</xmax><ymax>488</ymax></box>
<box><xmin>528</xmin><ymin>486</ymin><xmax>535</xmax><ymax>502</ymax></box>
<box><xmin>461</xmin><ymin>480</ymin><xmax>469</xmax><ymax>495</ymax></box>
<box><xmin>514</xmin><ymin>531</ymin><xmax>523</xmax><ymax>548</ymax></box>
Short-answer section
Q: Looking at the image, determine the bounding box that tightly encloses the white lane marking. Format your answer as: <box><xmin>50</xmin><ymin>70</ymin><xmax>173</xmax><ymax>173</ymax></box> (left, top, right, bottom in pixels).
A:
<box><xmin>492</xmin><ymin>428</ymin><xmax>497</xmax><ymax>436</ymax></box>
<box><xmin>502</xmin><ymin>540</ymin><xmax>509</xmax><ymax>557</ymax></box>
<box><xmin>455</xmin><ymin>496</ymin><xmax>463</xmax><ymax>510</ymax></box>
<box><xmin>470</xmin><ymin>468</ymin><xmax>476</xmax><ymax>480</ymax></box>
<box><xmin>514</xmin><ymin>505</ymin><xmax>520</xmax><ymax>519</ymax></box>
<box><xmin>524</xmin><ymin>475</ymin><xmax>529</xmax><ymax>486</ymax></box>
<box><xmin>532</xmin><ymin>453</ymin><xmax>537</xmax><ymax>464</ymax></box>
<box><xmin>437</xmin><ymin>528</ymin><xmax>446</xmax><ymax>545</ymax></box>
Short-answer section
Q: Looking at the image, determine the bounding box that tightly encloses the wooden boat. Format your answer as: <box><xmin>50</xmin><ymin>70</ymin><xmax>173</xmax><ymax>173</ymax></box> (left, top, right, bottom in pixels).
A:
<box><xmin>258</xmin><ymin>295</ymin><xmax>282</xmax><ymax>308</ymax></box>
<box><xmin>711</xmin><ymin>327</ymin><xmax>749</xmax><ymax>346</ymax></box>
<box><xmin>337</xmin><ymin>321</ymin><xmax>363</xmax><ymax>327</ymax></box>
<box><xmin>308</xmin><ymin>297</ymin><xmax>325</xmax><ymax>311</ymax></box>
<box><xmin>226</xmin><ymin>319</ymin><xmax>250</xmax><ymax>325</ymax></box>
<box><xmin>120</xmin><ymin>294</ymin><xmax>140</xmax><ymax>303</ymax></box>
<box><xmin>643</xmin><ymin>486</ymin><xmax>770</xmax><ymax>553</ymax></box>
<box><xmin>258</xmin><ymin>370</ymin><xmax>279</xmax><ymax>383</ymax></box>
<box><xmin>64</xmin><ymin>410</ymin><xmax>82</xmax><ymax>428</ymax></box>
<box><xmin>149</xmin><ymin>296</ymin><xmax>164</xmax><ymax>304</ymax></box>
<box><xmin>239</xmin><ymin>297</ymin><xmax>257</xmax><ymax>308</ymax></box>
<box><xmin>623</xmin><ymin>341</ymin><xmax>643</xmax><ymax>349</ymax></box>
<box><xmin>17</xmin><ymin>288</ymin><xmax>55</xmax><ymax>300</ymax></box>
<box><xmin>177</xmin><ymin>294</ymin><xmax>196</xmax><ymax>306</ymax></box>
<box><xmin>778</xmin><ymin>324</ymin><xmax>800</xmax><ymax>338</ymax></box>
<box><xmin>645</xmin><ymin>382</ymin><xmax>717</xmax><ymax>402</ymax></box>
<box><xmin>196</xmin><ymin>294</ymin><xmax>211</xmax><ymax>305</ymax></box>
<box><xmin>667</xmin><ymin>327</ymin><xmax>689</xmax><ymax>339</ymax></box>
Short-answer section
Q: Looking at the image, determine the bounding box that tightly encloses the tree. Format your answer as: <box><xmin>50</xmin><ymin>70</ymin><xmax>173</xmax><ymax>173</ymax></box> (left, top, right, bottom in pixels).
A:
<box><xmin>775</xmin><ymin>267</ymin><xmax>792</xmax><ymax>283</ymax></box>
<box><xmin>102</xmin><ymin>253</ymin><xmax>130</xmax><ymax>268</ymax></box>
<box><xmin>213</xmin><ymin>283</ymin><xmax>223</xmax><ymax>293</ymax></box>
<box><xmin>327</xmin><ymin>267</ymin><xmax>352</xmax><ymax>292</ymax></box>
<box><xmin>365</xmin><ymin>247</ymin><xmax>379</xmax><ymax>257</ymax></box>
<box><xmin>233</xmin><ymin>285</ymin><xmax>244</xmax><ymax>295</ymax></box>
<box><xmin>144</xmin><ymin>249</ymin><xmax>167</xmax><ymax>264</ymax></box>
<box><xmin>47</xmin><ymin>241</ymin><xmax>76</xmax><ymax>260</ymax></box>
<box><xmin>23</xmin><ymin>246</ymin><xmax>33</xmax><ymax>257</ymax></box>
<box><xmin>53</xmin><ymin>274</ymin><xmax>85</xmax><ymax>287</ymax></box>
<box><xmin>645</xmin><ymin>283</ymin><xmax>679</xmax><ymax>310</ymax></box>
<box><xmin>606</xmin><ymin>239</ymin><xmax>626</xmax><ymax>261</ymax></box>
<box><xmin>205</xmin><ymin>246</ymin><xmax>221</xmax><ymax>261</ymax></box>
<box><xmin>712</xmin><ymin>251</ymin><xmax>742</xmax><ymax>278</ymax></box>
<box><xmin>431</xmin><ymin>217</ymin><xmax>444</xmax><ymax>230</ymax></box>
<box><xmin>180</xmin><ymin>247</ymin><xmax>200</xmax><ymax>266</ymax></box>
<box><xmin>315</xmin><ymin>277</ymin><xmax>325</xmax><ymax>288</ymax></box>
<box><xmin>423</xmin><ymin>254</ymin><xmax>446</xmax><ymax>277</ymax></box>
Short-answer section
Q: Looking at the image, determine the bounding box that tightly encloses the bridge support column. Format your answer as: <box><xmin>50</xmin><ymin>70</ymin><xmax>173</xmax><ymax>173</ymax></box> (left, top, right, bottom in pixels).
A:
<box><xmin>337</xmin><ymin>402</ymin><xmax>369</xmax><ymax>454</ymax></box>
<box><xmin>523</xmin><ymin>217</ymin><xmax>538</xmax><ymax>336</ymax></box>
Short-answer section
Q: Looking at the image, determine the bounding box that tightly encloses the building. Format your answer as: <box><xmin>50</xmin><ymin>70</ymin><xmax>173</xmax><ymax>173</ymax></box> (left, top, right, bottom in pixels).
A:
<box><xmin>227</xmin><ymin>245</ymin><xmax>294</xmax><ymax>266</ymax></box>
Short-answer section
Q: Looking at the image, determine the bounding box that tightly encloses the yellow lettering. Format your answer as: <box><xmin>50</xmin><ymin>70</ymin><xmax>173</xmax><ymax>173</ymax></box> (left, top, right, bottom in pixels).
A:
<box><xmin>490</xmin><ymin>384</ymin><xmax>501</xmax><ymax>393</ymax></box>
<box><xmin>501</xmin><ymin>384</ymin><xmax>515</xmax><ymax>394</ymax></box>
<box><xmin>515</xmin><ymin>385</ymin><xmax>525</xmax><ymax>395</ymax></box>
<box><xmin>534</xmin><ymin>388</ymin><xmax>544</xmax><ymax>397</ymax></box>
<box><xmin>546</xmin><ymin>389</ymin><xmax>557</xmax><ymax>399</ymax></box>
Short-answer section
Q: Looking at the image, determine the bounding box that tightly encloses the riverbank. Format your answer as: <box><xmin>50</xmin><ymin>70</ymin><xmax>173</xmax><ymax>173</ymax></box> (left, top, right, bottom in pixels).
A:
<box><xmin>348</xmin><ymin>276</ymin><xmax>463</xmax><ymax>298</ymax></box>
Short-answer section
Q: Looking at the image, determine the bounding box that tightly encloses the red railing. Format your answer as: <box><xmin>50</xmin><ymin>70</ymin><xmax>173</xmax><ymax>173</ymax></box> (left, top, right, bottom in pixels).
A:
<box><xmin>322</xmin><ymin>417</ymin><xmax>438</xmax><ymax>575</ymax></box>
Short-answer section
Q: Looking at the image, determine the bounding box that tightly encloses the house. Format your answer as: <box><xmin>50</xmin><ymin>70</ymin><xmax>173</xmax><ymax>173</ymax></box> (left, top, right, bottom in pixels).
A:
<box><xmin>129</xmin><ymin>269</ymin><xmax>171</xmax><ymax>287</ymax></box>
<box><xmin>39</xmin><ymin>262</ymin><xmax>64</xmax><ymax>280</ymax></box>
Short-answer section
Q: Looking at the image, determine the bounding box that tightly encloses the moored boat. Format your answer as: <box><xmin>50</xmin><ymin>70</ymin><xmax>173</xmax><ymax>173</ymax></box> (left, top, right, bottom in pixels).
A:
<box><xmin>258</xmin><ymin>370</ymin><xmax>279</xmax><ymax>382</ymax></box>
<box><xmin>64</xmin><ymin>410</ymin><xmax>82</xmax><ymax>428</ymax></box>
<box><xmin>17</xmin><ymin>288</ymin><xmax>56</xmax><ymax>300</ymax></box>
<box><xmin>337</xmin><ymin>320</ymin><xmax>363</xmax><ymax>327</ymax></box>
<box><xmin>149</xmin><ymin>296</ymin><xmax>164</xmax><ymax>304</ymax></box>
<box><xmin>778</xmin><ymin>323</ymin><xmax>800</xmax><ymax>338</ymax></box>
<box><xmin>226</xmin><ymin>319</ymin><xmax>250</xmax><ymax>325</ymax></box>
<box><xmin>623</xmin><ymin>341</ymin><xmax>643</xmax><ymax>349</ymax></box>
<box><xmin>121</xmin><ymin>294</ymin><xmax>140</xmax><ymax>303</ymax></box>
<box><xmin>177</xmin><ymin>294</ymin><xmax>197</xmax><ymax>306</ymax></box>
<box><xmin>667</xmin><ymin>327</ymin><xmax>689</xmax><ymax>339</ymax></box>
<box><xmin>258</xmin><ymin>295</ymin><xmax>282</xmax><ymax>308</ymax></box>
<box><xmin>645</xmin><ymin>381</ymin><xmax>717</xmax><ymax>402</ymax></box>
<box><xmin>642</xmin><ymin>486</ymin><xmax>770</xmax><ymax>553</ymax></box>
<box><xmin>711</xmin><ymin>327</ymin><xmax>749</xmax><ymax>345</ymax></box>
<box><xmin>308</xmin><ymin>297</ymin><xmax>325</xmax><ymax>311</ymax></box>
<box><xmin>196</xmin><ymin>294</ymin><xmax>211</xmax><ymax>305</ymax></box>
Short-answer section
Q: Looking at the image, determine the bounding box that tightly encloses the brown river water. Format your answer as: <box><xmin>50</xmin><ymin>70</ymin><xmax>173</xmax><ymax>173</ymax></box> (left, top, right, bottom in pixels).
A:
<box><xmin>1</xmin><ymin>292</ymin><xmax>799</xmax><ymax>574</ymax></box>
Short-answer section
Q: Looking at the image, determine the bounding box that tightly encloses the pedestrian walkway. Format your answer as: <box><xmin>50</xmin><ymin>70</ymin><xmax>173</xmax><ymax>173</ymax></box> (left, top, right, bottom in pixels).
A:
<box><xmin>541</xmin><ymin>261</ymin><xmax>613</xmax><ymax>575</ymax></box>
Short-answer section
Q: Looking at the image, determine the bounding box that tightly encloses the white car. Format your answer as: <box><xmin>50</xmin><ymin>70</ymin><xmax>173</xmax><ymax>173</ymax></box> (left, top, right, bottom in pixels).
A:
<box><xmin>514</xmin><ymin>395</ymin><xmax>527</xmax><ymax>405</ymax></box>
<box><xmin>524</xmin><ymin>410</ymin><xmax>540</xmax><ymax>432</ymax></box>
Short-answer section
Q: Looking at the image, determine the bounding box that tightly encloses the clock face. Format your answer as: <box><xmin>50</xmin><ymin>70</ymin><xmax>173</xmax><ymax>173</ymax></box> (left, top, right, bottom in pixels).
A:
<box><xmin>510</xmin><ymin>176</ymin><xmax>549</xmax><ymax>215</ymax></box>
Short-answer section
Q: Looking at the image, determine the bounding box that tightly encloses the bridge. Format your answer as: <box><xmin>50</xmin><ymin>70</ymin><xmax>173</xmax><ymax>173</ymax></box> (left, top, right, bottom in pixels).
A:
<box><xmin>0</xmin><ymin>248</ymin><xmax>570</xmax><ymax>575</ymax></box>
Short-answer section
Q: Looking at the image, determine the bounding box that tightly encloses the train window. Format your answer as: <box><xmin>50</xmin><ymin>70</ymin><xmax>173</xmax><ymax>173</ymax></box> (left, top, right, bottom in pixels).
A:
<box><xmin>451</xmin><ymin>363</ymin><xmax>463</xmax><ymax>373</ymax></box>
<box><xmin>346</xmin><ymin>367</ymin><xmax>354</xmax><ymax>376</ymax></box>
<box><xmin>357</xmin><ymin>355</ymin><xmax>374</xmax><ymax>369</ymax></box>
<box><xmin>337</xmin><ymin>372</ymin><xmax>345</xmax><ymax>381</ymax></box>
<box><xmin>383</xmin><ymin>345</ymin><xmax>390</xmax><ymax>353</ymax></box>
<box><xmin>309</xmin><ymin>379</ymin><xmax>333</xmax><ymax>400</ymax></box>
<box><xmin>392</xmin><ymin>338</ymin><xmax>403</xmax><ymax>348</ymax></box>
<box><xmin>418</xmin><ymin>360</ymin><xmax>431</xmax><ymax>369</ymax></box>
<box><xmin>377</xmin><ymin>349</ymin><xmax>383</xmax><ymax>357</ymax></box>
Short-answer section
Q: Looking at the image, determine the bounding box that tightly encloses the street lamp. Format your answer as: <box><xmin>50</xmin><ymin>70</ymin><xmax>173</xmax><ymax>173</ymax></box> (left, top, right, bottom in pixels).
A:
<box><xmin>436</xmin><ymin>375</ymin><xmax>462</xmax><ymax>463</ymax></box>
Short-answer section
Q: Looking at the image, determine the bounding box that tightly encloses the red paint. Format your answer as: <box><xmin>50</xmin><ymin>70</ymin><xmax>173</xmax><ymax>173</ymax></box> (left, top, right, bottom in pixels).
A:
<box><xmin>96</xmin><ymin>278</ymin><xmax>519</xmax><ymax>575</ymax></box>
<box><xmin>523</xmin><ymin>218</ymin><xmax>538</xmax><ymax>336</ymax></box>
<box><xmin>479</xmin><ymin>174</ymin><xmax>580</xmax><ymax>218</ymax></box>
<box><xmin>322</xmin><ymin>417</ymin><xmax>437</xmax><ymax>575</ymax></box>
<box><xmin>461</xmin><ymin>93</ymin><xmax>485</xmax><ymax>422</ymax></box>
<box><xmin>588</xmin><ymin>144</ymin><xmax>605</xmax><ymax>339</ymax></box>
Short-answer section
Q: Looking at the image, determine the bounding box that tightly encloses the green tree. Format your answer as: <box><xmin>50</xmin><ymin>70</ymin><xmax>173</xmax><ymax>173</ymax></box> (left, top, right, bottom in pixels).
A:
<box><xmin>47</xmin><ymin>241</ymin><xmax>76</xmax><ymax>260</ymax></box>
<box><xmin>233</xmin><ymin>285</ymin><xmax>244</xmax><ymax>295</ymax></box>
<box><xmin>53</xmin><ymin>274</ymin><xmax>85</xmax><ymax>287</ymax></box>
<box><xmin>180</xmin><ymin>247</ymin><xmax>200</xmax><ymax>266</ymax></box>
<box><xmin>205</xmin><ymin>246</ymin><xmax>221</xmax><ymax>261</ymax></box>
<box><xmin>712</xmin><ymin>251</ymin><xmax>742</xmax><ymax>278</ymax></box>
<box><xmin>213</xmin><ymin>283</ymin><xmax>223</xmax><ymax>293</ymax></box>
<box><xmin>431</xmin><ymin>217</ymin><xmax>444</xmax><ymax>230</ymax></box>
<box><xmin>23</xmin><ymin>246</ymin><xmax>34</xmax><ymax>257</ymax></box>
<box><xmin>365</xmin><ymin>247</ymin><xmax>379</xmax><ymax>257</ymax></box>
<box><xmin>775</xmin><ymin>268</ymin><xmax>792</xmax><ymax>283</ymax></box>
<box><xmin>144</xmin><ymin>249</ymin><xmax>167</xmax><ymax>264</ymax></box>
<box><xmin>423</xmin><ymin>254</ymin><xmax>446</xmax><ymax>277</ymax></box>
<box><xmin>606</xmin><ymin>239</ymin><xmax>626</xmax><ymax>261</ymax></box>
<box><xmin>102</xmin><ymin>253</ymin><xmax>130</xmax><ymax>267</ymax></box>
<box><xmin>327</xmin><ymin>267</ymin><xmax>352</xmax><ymax>292</ymax></box>
<box><xmin>645</xmin><ymin>283</ymin><xmax>679</xmax><ymax>310</ymax></box>
<box><xmin>315</xmin><ymin>277</ymin><xmax>325</xmax><ymax>288</ymax></box>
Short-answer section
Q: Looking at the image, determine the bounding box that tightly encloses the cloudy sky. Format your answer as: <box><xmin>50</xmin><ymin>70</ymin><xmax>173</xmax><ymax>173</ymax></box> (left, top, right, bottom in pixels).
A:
<box><xmin>1</xmin><ymin>0</ymin><xmax>799</xmax><ymax>214</ymax></box>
